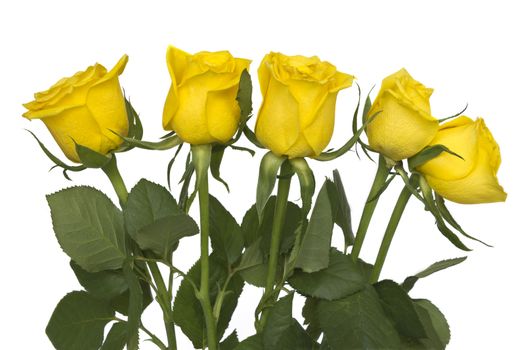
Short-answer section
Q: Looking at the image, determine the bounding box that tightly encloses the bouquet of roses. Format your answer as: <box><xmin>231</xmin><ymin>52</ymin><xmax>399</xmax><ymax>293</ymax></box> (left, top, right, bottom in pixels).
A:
<box><xmin>23</xmin><ymin>45</ymin><xmax>506</xmax><ymax>350</ymax></box>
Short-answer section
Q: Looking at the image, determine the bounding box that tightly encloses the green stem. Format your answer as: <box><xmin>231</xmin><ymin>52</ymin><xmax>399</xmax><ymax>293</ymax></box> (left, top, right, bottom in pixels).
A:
<box><xmin>101</xmin><ymin>156</ymin><xmax>177</xmax><ymax>350</ymax></box>
<box><xmin>101</xmin><ymin>156</ymin><xmax>128</xmax><ymax>208</ymax></box>
<box><xmin>197</xmin><ymin>170</ymin><xmax>218</xmax><ymax>350</ymax></box>
<box><xmin>257</xmin><ymin>163</ymin><xmax>292</xmax><ymax>332</ymax></box>
<box><xmin>350</xmin><ymin>155</ymin><xmax>391</xmax><ymax>262</ymax></box>
<box><xmin>369</xmin><ymin>175</ymin><xmax>418</xmax><ymax>283</ymax></box>
<box><xmin>146</xmin><ymin>255</ymin><xmax>177</xmax><ymax>350</ymax></box>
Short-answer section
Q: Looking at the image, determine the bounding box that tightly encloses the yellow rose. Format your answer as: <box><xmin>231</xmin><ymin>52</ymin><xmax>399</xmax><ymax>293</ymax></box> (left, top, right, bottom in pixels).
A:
<box><xmin>255</xmin><ymin>52</ymin><xmax>354</xmax><ymax>158</ymax></box>
<box><xmin>162</xmin><ymin>46</ymin><xmax>251</xmax><ymax>144</ymax></box>
<box><xmin>417</xmin><ymin>116</ymin><xmax>507</xmax><ymax>204</ymax></box>
<box><xmin>366</xmin><ymin>68</ymin><xmax>439</xmax><ymax>161</ymax></box>
<box><xmin>23</xmin><ymin>55</ymin><xmax>129</xmax><ymax>163</ymax></box>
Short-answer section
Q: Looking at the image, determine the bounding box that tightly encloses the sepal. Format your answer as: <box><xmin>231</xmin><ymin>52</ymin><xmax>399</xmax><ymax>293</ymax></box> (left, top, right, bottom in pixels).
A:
<box><xmin>256</xmin><ymin>151</ymin><xmax>287</xmax><ymax>221</ymax></box>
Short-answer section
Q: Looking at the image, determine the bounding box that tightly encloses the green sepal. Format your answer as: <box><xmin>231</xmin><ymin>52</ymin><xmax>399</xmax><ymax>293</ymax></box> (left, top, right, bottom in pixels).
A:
<box><xmin>438</xmin><ymin>103</ymin><xmax>468</xmax><ymax>123</ymax></box>
<box><xmin>115</xmin><ymin>96</ymin><xmax>144</xmax><ymax>153</ymax></box>
<box><xmin>256</xmin><ymin>151</ymin><xmax>287</xmax><ymax>221</ymax></box>
<box><xmin>402</xmin><ymin>256</ymin><xmax>467</xmax><ymax>292</ymax></box>
<box><xmin>167</xmin><ymin>143</ymin><xmax>185</xmax><ymax>190</ymax></box>
<box><xmin>210</xmin><ymin>145</ymin><xmax>230</xmax><ymax>192</ymax></box>
<box><xmin>419</xmin><ymin>177</ymin><xmax>471</xmax><ymax>251</ymax></box>
<box><xmin>408</xmin><ymin>144</ymin><xmax>463</xmax><ymax>171</ymax></box>
<box><xmin>178</xmin><ymin>152</ymin><xmax>196</xmax><ymax>212</ymax></box>
<box><xmin>243</xmin><ymin>125</ymin><xmax>265</xmax><ymax>149</ymax></box>
<box><xmin>191</xmin><ymin>144</ymin><xmax>212</xmax><ymax>195</ymax></box>
<box><xmin>228</xmin><ymin>69</ymin><xmax>253</xmax><ymax>145</ymax></box>
<box><xmin>26</xmin><ymin>129</ymin><xmax>86</xmax><ymax>178</ymax></box>
<box><xmin>350</xmin><ymin>83</ymin><xmax>374</xmax><ymax>161</ymax></box>
<box><xmin>113</xmin><ymin>131</ymin><xmax>182</xmax><ymax>150</ymax></box>
<box><xmin>75</xmin><ymin>142</ymin><xmax>113</xmax><ymax>168</ymax></box>
<box><xmin>435</xmin><ymin>194</ymin><xmax>492</xmax><ymax>246</ymax></box>
<box><xmin>289</xmin><ymin>157</ymin><xmax>315</xmax><ymax>217</ymax></box>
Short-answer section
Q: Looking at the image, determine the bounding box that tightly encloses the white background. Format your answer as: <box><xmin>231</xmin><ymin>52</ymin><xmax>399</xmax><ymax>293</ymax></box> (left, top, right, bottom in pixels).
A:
<box><xmin>1</xmin><ymin>0</ymin><xmax>523</xmax><ymax>348</ymax></box>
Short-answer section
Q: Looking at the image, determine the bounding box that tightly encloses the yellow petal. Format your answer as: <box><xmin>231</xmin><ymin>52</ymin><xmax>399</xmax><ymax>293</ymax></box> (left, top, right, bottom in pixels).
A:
<box><xmin>329</xmin><ymin>71</ymin><xmax>354</xmax><ymax>92</ymax></box>
<box><xmin>166</xmin><ymin>45</ymin><xmax>191</xmax><ymax>86</ymax></box>
<box><xmin>163</xmin><ymin>84</ymin><xmax>179</xmax><ymax>130</ymax></box>
<box><xmin>303</xmin><ymin>92</ymin><xmax>338</xmax><ymax>155</ymax></box>
<box><xmin>287</xmin><ymin>80</ymin><xmax>329</xmax><ymax>129</ymax></box>
<box><xmin>284</xmin><ymin>134</ymin><xmax>315</xmax><ymax>158</ymax></box>
<box><xmin>93</xmin><ymin>54</ymin><xmax>128</xmax><ymax>87</ymax></box>
<box><xmin>258</xmin><ymin>53</ymin><xmax>273</xmax><ymax>96</ymax></box>
<box><xmin>255</xmin><ymin>77</ymin><xmax>300</xmax><ymax>156</ymax></box>
<box><xmin>417</xmin><ymin>116</ymin><xmax>478</xmax><ymax>180</ymax></box>
<box><xmin>426</xmin><ymin>147</ymin><xmax>507</xmax><ymax>204</ymax></box>
<box><xmin>206</xmin><ymin>85</ymin><xmax>240</xmax><ymax>143</ymax></box>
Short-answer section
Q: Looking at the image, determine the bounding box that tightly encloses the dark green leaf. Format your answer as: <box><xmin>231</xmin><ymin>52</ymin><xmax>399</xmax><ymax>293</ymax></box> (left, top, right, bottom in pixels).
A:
<box><xmin>125</xmin><ymin>179</ymin><xmax>197</xmax><ymax>256</ymax></box>
<box><xmin>402</xmin><ymin>256</ymin><xmax>467</xmax><ymax>292</ymax></box>
<box><xmin>100</xmin><ymin>322</ymin><xmax>127</xmax><ymax>350</ymax></box>
<box><xmin>289</xmin><ymin>249</ymin><xmax>366</xmax><ymax>300</ymax></box>
<box><xmin>317</xmin><ymin>286</ymin><xmax>401</xmax><ymax>350</ymax></box>
<box><xmin>209</xmin><ymin>195</ymin><xmax>244</xmax><ymax>265</ymax></box>
<box><xmin>46</xmin><ymin>291</ymin><xmax>114</xmax><ymax>350</ymax></box>
<box><xmin>408</xmin><ymin>144</ymin><xmax>463</xmax><ymax>171</ymax></box>
<box><xmin>295</xmin><ymin>182</ymin><xmax>334</xmax><ymax>273</ymax></box>
<box><xmin>256</xmin><ymin>151</ymin><xmax>286</xmax><ymax>220</ymax></box>
<box><xmin>263</xmin><ymin>293</ymin><xmax>294</xmax><ymax>349</ymax></box>
<box><xmin>47</xmin><ymin>186</ymin><xmax>126</xmax><ymax>272</ymax></box>
<box><xmin>234</xmin><ymin>334</ymin><xmax>263</xmax><ymax>350</ymax></box>
<box><xmin>75</xmin><ymin>143</ymin><xmax>112</xmax><ymax>168</ymax></box>
<box><xmin>210</xmin><ymin>145</ymin><xmax>230</xmax><ymax>191</ymax></box>
<box><xmin>70</xmin><ymin>261</ymin><xmax>128</xmax><ymax>299</ymax></box>
<box><xmin>173</xmin><ymin>255</ymin><xmax>244</xmax><ymax>348</ymax></box>
<box><xmin>220</xmin><ymin>331</ymin><xmax>240</xmax><ymax>350</ymax></box>
<box><xmin>374</xmin><ymin>280</ymin><xmax>426</xmax><ymax>339</ymax></box>
<box><xmin>302</xmin><ymin>297</ymin><xmax>321</xmax><ymax>341</ymax></box>
<box><xmin>276</xmin><ymin>319</ymin><xmax>318</xmax><ymax>350</ymax></box>
<box><xmin>135</xmin><ymin>214</ymin><xmax>199</xmax><ymax>257</ymax></box>
<box><xmin>327</xmin><ymin>170</ymin><xmax>354</xmax><ymax>246</ymax></box>
<box><xmin>415</xmin><ymin>299</ymin><xmax>450</xmax><ymax>347</ymax></box>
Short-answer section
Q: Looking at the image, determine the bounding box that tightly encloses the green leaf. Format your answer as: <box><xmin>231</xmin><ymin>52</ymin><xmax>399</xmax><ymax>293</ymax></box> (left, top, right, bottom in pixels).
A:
<box><xmin>100</xmin><ymin>322</ymin><xmax>127</xmax><ymax>350</ymax></box>
<box><xmin>220</xmin><ymin>331</ymin><xmax>240</xmax><ymax>350</ymax></box>
<box><xmin>408</xmin><ymin>144</ymin><xmax>463</xmax><ymax>171</ymax></box>
<box><xmin>302</xmin><ymin>297</ymin><xmax>321</xmax><ymax>341</ymax></box>
<box><xmin>75</xmin><ymin>143</ymin><xmax>112</xmax><ymax>168</ymax></box>
<box><xmin>263</xmin><ymin>293</ymin><xmax>294</xmax><ymax>348</ymax></box>
<box><xmin>242</xmin><ymin>197</ymin><xmax>302</xmax><ymax>253</ymax></box>
<box><xmin>70</xmin><ymin>261</ymin><xmax>128</xmax><ymax>299</ymax></box>
<box><xmin>414</xmin><ymin>299</ymin><xmax>450</xmax><ymax>349</ymax></box>
<box><xmin>46</xmin><ymin>291</ymin><xmax>114</xmax><ymax>350</ymax></box>
<box><xmin>209</xmin><ymin>195</ymin><xmax>244</xmax><ymax>265</ymax></box>
<box><xmin>289</xmin><ymin>249</ymin><xmax>366</xmax><ymax>300</ymax></box>
<box><xmin>289</xmin><ymin>158</ymin><xmax>315</xmax><ymax>217</ymax></box>
<box><xmin>210</xmin><ymin>145</ymin><xmax>230</xmax><ymax>191</ymax></box>
<box><xmin>276</xmin><ymin>319</ymin><xmax>318</xmax><ymax>350</ymax></box>
<box><xmin>295</xmin><ymin>181</ymin><xmax>335</xmax><ymax>273</ymax></box>
<box><xmin>256</xmin><ymin>151</ymin><xmax>286</xmax><ymax>221</ymax></box>
<box><xmin>402</xmin><ymin>256</ymin><xmax>467</xmax><ymax>292</ymax></box>
<box><xmin>327</xmin><ymin>170</ymin><xmax>354</xmax><ymax>246</ymax></box>
<box><xmin>47</xmin><ymin>186</ymin><xmax>126</xmax><ymax>272</ymax></box>
<box><xmin>374</xmin><ymin>280</ymin><xmax>427</xmax><ymax>339</ymax></box>
<box><xmin>173</xmin><ymin>255</ymin><xmax>244</xmax><ymax>348</ymax></box>
<box><xmin>135</xmin><ymin>214</ymin><xmax>199</xmax><ymax>257</ymax></box>
<box><xmin>317</xmin><ymin>286</ymin><xmax>401</xmax><ymax>350</ymax></box>
<box><xmin>234</xmin><ymin>334</ymin><xmax>264</xmax><ymax>350</ymax></box>
<box><xmin>125</xmin><ymin>179</ymin><xmax>198</xmax><ymax>257</ymax></box>
<box><xmin>122</xmin><ymin>260</ymin><xmax>142</xmax><ymax>350</ymax></box>
<box><xmin>70</xmin><ymin>261</ymin><xmax>152</xmax><ymax>316</ymax></box>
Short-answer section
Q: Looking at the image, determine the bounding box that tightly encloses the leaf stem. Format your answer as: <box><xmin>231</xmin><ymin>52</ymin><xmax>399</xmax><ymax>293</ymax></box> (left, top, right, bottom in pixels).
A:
<box><xmin>350</xmin><ymin>155</ymin><xmax>391</xmax><ymax>262</ymax></box>
<box><xmin>197</xmin><ymin>170</ymin><xmax>219</xmax><ymax>350</ymax></box>
<box><xmin>369</xmin><ymin>175</ymin><xmax>418</xmax><ymax>283</ymax></box>
<box><xmin>257</xmin><ymin>163</ymin><xmax>292</xmax><ymax>332</ymax></box>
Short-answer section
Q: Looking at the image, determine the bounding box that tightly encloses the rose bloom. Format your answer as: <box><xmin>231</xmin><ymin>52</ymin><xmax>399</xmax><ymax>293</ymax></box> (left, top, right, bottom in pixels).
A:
<box><xmin>23</xmin><ymin>55</ymin><xmax>129</xmax><ymax>162</ymax></box>
<box><xmin>163</xmin><ymin>46</ymin><xmax>251</xmax><ymax>145</ymax></box>
<box><xmin>417</xmin><ymin>116</ymin><xmax>507</xmax><ymax>204</ymax></box>
<box><xmin>255</xmin><ymin>52</ymin><xmax>354</xmax><ymax>158</ymax></box>
<box><xmin>366</xmin><ymin>68</ymin><xmax>439</xmax><ymax>161</ymax></box>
